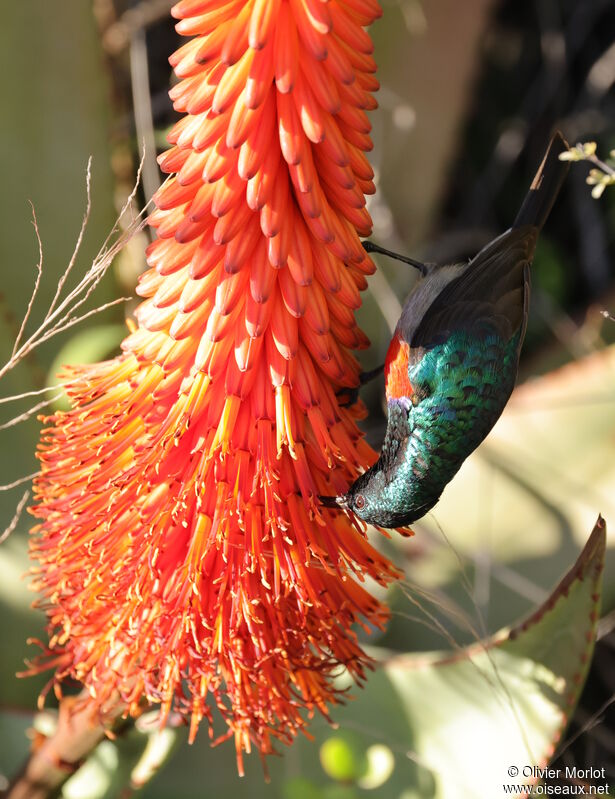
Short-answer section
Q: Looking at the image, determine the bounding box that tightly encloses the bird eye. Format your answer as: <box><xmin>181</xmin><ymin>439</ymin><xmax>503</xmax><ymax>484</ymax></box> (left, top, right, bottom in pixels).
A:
<box><xmin>354</xmin><ymin>494</ymin><xmax>366</xmax><ymax>510</ymax></box>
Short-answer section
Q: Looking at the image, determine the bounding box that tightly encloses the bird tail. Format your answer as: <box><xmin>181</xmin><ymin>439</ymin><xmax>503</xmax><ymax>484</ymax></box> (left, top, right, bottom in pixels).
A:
<box><xmin>513</xmin><ymin>131</ymin><xmax>569</xmax><ymax>231</ymax></box>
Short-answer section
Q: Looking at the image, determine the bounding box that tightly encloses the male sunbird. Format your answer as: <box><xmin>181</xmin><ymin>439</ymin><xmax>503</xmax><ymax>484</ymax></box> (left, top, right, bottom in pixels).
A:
<box><xmin>321</xmin><ymin>132</ymin><xmax>570</xmax><ymax>527</ymax></box>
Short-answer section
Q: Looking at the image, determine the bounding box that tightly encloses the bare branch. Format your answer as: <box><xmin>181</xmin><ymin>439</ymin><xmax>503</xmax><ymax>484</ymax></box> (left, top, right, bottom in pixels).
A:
<box><xmin>0</xmin><ymin>472</ymin><xmax>40</xmax><ymax>492</ymax></box>
<box><xmin>0</xmin><ymin>164</ymin><xmax>147</xmax><ymax>385</ymax></box>
<box><xmin>12</xmin><ymin>204</ymin><xmax>44</xmax><ymax>360</ymax></box>
<box><xmin>0</xmin><ymin>384</ymin><xmax>68</xmax><ymax>407</ymax></box>
<box><xmin>0</xmin><ymin>491</ymin><xmax>30</xmax><ymax>545</ymax></box>
<box><xmin>45</xmin><ymin>158</ymin><xmax>93</xmax><ymax>324</ymax></box>
<box><xmin>5</xmin><ymin>692</ymin><xmax>127</xmax><ymax>799</ymax></box>
<box><xmin>0</xmin><ymin>391</ymin><xmax>65</xmax><ymax>432</ymax></box>
<box><xmin>36</xmin><ymin>296</ymin><xmax>131</xmax><ymax>344</ymax></box>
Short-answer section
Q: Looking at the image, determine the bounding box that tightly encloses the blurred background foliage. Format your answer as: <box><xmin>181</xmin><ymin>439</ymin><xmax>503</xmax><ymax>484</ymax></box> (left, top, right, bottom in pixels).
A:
<box><xmin>0</xmin><ymin>0</ymin><xmax>614</xmax><ymax>796</ymax></box>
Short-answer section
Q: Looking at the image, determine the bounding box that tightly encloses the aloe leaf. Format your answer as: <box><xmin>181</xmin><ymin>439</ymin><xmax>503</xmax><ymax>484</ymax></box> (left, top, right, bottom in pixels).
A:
<box><xmin>313</xmin><ymin>516</ymin><xmax>605</xmax><ymax>799</ymax></box>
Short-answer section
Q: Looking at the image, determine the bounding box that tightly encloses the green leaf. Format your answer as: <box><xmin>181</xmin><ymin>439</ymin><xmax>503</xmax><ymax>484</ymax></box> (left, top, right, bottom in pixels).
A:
<box><xmin>316</xmin><ymin>517</ymin><xmax>605</xmax><ymax>799</ymax></box>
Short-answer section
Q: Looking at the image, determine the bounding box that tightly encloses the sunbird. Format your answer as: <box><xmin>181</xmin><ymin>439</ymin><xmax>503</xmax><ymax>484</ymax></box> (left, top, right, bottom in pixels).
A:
<box><xmin>321</xmin><ymin>132</ymin><xmax>570</xmax><ymax>527</ymax></box>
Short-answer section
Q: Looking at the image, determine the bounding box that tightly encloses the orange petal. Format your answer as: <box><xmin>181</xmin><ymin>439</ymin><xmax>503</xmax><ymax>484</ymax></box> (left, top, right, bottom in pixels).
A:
<box><xmin>287</xmin><ymin>221</ymin><xmax>314</xmax><ymax>286</ymax></box>
<box><xmin>303</xmin><ymin>280</ymin><xmax>329</xmax><ymax>334</ymax></box>
<box><xmin>176</xmin><ymin>149</ymin><xmax>210</xmax><ymax>185</ymax></box>
<box><xmin>249</xmin><ymin>0</ymin><xmax>281</xmax><ymax>50</ymax></box>
<box><xmin>278</xmin><ymin>264</ymin><xmax>306</xmax><ymax>317</ymax></box>
<box><xmin>335</xmin><ymin>103</ymin><xmax>371</xmax><ymax>135</ymax></box>
<box><xmin>173</xmin><ymin>1</ymin><xmax>242</xmax><ymax>27</ymax></box>
<box><xmin>288</xmin><ymin>144</ymin><xmax>317</xmax><ymax>194</ymax></box>
<box><xmin>329</xmin><ymin>2</ymin><xmax>374</xmax><ymax>53</ymax></box>
<box><xmin>203</xmin><ymin>137</ymin><xmax>238</xmax><ymax>183</ymax></box>
<box><xmin>313</xmin><ymin>247</ymin><xmax>342</xmax><ymax>292</ymax></box>
<box><xmin>214</xmin><ymin>199</ymin><xmax>256</xmax><ymax>245</ymax></box>
<box><xmin>260</xmin><ymin>171</ymin><xmax>290</xmax><ymax>238</ymax></box>
<box><xmin>245</xmin><ymin>293</ymin><xmax>274</xmax><ymax>338</ymax></box>
<box><xmin>246</xmin><ymin>147</ymin><xmax>281</xmax><ymax>211</ymax></box>
<box><xmin>146</xmin><ymin>236</ymin><xmax>199</xmax><ymax>276</ymax></box>
<box><xmin>191</xmin><ymin>109</ymin><xmax>230</xmax><ymax>149</ymax></box>
<box><xmin>273</xmin><ymin>2</ymin><xmax>299</xmax><ymax>93</ymax></box>
<box><xmin>346</xmin><ymin>141</ymin><xmax>374</xmax><ymax>181</ymax></box>
<box><xmin>180</xmin><ymin>264</ymin><xmax>223</xmax><ymax>312</ymax></box>
<box><xmin>152</xmin><ymin>267</ymin><xmax>190</xmax><ymax>308</ymax></box>
<box><xmin>290</xmin><ymin>0</ymin><xmax>328</xmax><ymax>60</ymax></box>
<box><xmin>292</xmin><ymin>72</ymin><xmax>325</xmax><ymax>144</ymax></box>
<box><xmin>267</xmin><ymin>223</ymin><xmax>292</xmax><ymax>268</ymax></box>
<box><xmin>338</xmin><ymin>0</ymin><xmax>382</xmax><ymax>24</ymax></box>
<box><xmin>245</xmin><ymin>40</ymin><xmax>274</xmax><ymax>109</ymax></box>
<box><xmin>220</xmin><ymin>0</ymin><xmax>253</xmax><ymax>65</ymax></box>
<box><xmin>157</xmin><ymin>145</ymin><xmax>191</xmax><ymax>174</ymax></box>
<box><xmin>277</xmin><ymin>90</ymin><xmax>305</xmax><ymax>166</ymax></box>
<box><xmin>212</xmin><ymin>48</ymin><xmax>255</xmax><ymax>115</ymax></box>
<box><xmin>323</xmin><ymin>34</ymin><xmax>354</xmax><ymax>85</ymax></box>
<box><xmin>186</xmin><ymin>181</ymin><xmax>217</xmax><ymax>222</ymax></box>
<box><xmin>211</xmin><ymin>169</ymin><xmax>244</xmax><ymax>218</ymax></box>
<box><xmin>318</xmin><ymin>114</ymin><xmax>350</xmax><ymax>167</ymax></box>
<box><xmin>270</xmin><ymin>288</ymin><xmax>299</xmax><ymax>360</ymax></box>
<box><xmin>297</xmin><ymin>319</ymin><xmax>332</xmax><ymax>365</ymax></box>
<box><xmin>249</xmin><ymin>241</ymin><xmax>277</xmax><ymax>302</ymax></box>
<box><xmin>300</xmin><ymin>52</ymin><xmax>340</xmax><ymax>114</ymax></box>
<box><xmin>226</xmin><ymin>89</ymin><xmax>265</xmax><ymax>149</ymax></box>
<box><xmin>170</xmin><ymin>300</ymin><xmax>213</xmax><ymax>339</ymax></box>
<box><xmin>224</xmin><ymin>220</ymin><xmax>262</xmax><ymax>274</ymax></box>
<box><xmin>189</xmin><ymin>19</ymin><xmax>235</xmax><ymax>62</ymax></box>
<box><xmin>215</xmin><ymin>267</ymin><xmax>250</xmax><ymax>315</ymax></box>
<box><xmin>266</xmin><ymin>326</ymin><xmax>291</xmax><ymax>386</ymax></box>
<box><xmin>186</xmin><ymin>69</ymin><xmax>226</xmax><ymax>117</ymax></box>
<box><xmin>336</xmin><ymin>35</ymin><xmax>377</xmax><ymax>73</ymax></box>
<box><xmin>188</xmin><ymin>237</ymin><xmax>224</xmax><ymax>280</ymax></box>
<box><xmin>305</xmin><ymin>0</ymin><xmax>333</xmax><ymax>33</ymax></box>
<box><xmin>238</xmin><ymin>89</ymin><xmax>276</xmax><ymax>179</ymax></box>
<box><xmin>275</xmin><ymin>384</ymin><xmax>297</xmax><ymax>456</ymax></box>
<box><xmin>234</xmin><ymin>325</ymin><xmax>264</xmax><ymax>371</ymax></box>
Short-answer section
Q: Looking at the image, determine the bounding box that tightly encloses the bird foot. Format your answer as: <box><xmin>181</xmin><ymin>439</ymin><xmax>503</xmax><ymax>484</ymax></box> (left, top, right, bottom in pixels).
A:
<box><xmin>336</xmin><ymin>364</ymin><xmax>384</xmax><ymax>407</ymax></box>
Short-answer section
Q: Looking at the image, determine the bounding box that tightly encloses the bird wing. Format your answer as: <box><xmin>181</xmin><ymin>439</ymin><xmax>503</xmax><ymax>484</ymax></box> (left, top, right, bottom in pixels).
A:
<box><xmin>406</xmin><ymin>226</ymin><xmax>535</xmax><ymax>355</ymax></box>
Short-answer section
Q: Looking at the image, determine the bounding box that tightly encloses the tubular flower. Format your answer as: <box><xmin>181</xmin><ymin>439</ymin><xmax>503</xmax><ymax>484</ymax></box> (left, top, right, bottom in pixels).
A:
<box><xmin>30</xmin><ymin>0</ymin><xmax>401</xmax><ymax>769</ymax></box>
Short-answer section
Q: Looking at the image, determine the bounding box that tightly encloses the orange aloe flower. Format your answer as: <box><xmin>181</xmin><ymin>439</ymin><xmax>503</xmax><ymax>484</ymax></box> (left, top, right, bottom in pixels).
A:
<box><xmin>30</xmin><ymin>0</ymin><xmax>401</xmax><ymax>770</ymax></box>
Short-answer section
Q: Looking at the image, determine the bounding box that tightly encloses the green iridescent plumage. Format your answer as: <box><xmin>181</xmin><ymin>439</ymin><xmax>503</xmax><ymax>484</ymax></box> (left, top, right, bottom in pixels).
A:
<box><xmin>350</xmin><ymin>329</ymin><xmax>521</xmax><ymax>528</ymax></box>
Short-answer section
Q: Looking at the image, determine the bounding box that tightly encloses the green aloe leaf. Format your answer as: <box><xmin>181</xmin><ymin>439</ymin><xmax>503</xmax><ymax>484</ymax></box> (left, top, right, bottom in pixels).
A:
<box><xmin>310</xmin><ymin>516</ymin><xmax>605</xmax><ymax>799</ymax></box>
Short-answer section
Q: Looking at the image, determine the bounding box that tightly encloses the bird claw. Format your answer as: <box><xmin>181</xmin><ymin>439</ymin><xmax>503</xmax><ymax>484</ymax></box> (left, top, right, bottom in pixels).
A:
<box><xmin>336</xmin><ymin>365</ymin><xmax>384</xmax><ymax>408</ymax></box>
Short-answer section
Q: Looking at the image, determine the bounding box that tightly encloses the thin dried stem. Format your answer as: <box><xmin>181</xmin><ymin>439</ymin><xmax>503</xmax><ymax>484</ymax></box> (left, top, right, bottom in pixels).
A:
<box><xmin>0</xmin><ymin>491</ymin><xmax>30</xmax><ymax>545</ymax></box>
<box><xmin>0</xmin><ymin>161</ymin><xmax>148</xmax><ymax>385</ymax></box>
<box><xmin>34</xmin><ymin>296</ymin><xmax>131</xmax><ymax>345</ymax></box>
<box><xmin>12</xmin><ymin>204</ymin><xmax>44</xmax><ymax>360</ymax></box>
<box><xmin>0</xmin><ymin>384</ymin><xmax>69</xmax><ymax>407</ymax></box>
<box><xmin>45</xmin><ymin>159</ymin><xmax>93</xmax><ymax>323</ymax></box>
<box><xmin>0</xmin><ymin>391</ymin><xmax>65</xmax><ymax>433</ymax></box>
<box><xmin>0</xmin><ymin>473</ymin><xmax>40</xmax><ymax>492</ymax></box>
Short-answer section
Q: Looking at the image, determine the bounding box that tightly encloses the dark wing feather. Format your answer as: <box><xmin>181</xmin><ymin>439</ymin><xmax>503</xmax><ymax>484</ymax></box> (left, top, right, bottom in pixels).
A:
<box><xmin>409</xmin><ymin>131</ymin><xmax>569</xmax><ymax>354</ymax></box>
<box><xmin>410</xmin><ymin>226</ymin><xmax>535</xmax><ymax>351</ymax></box>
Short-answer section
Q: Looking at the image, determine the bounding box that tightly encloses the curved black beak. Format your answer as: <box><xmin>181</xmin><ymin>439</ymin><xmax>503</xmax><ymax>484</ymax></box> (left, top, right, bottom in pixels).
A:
<box><xmin>319</xmin><ymin>494</ymin><xmax>349</xmax><ymax>509</ymax></box>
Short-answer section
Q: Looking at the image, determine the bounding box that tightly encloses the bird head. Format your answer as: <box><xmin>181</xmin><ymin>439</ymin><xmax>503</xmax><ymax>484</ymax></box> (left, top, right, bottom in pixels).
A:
<box><xmin>319</xmin><ymin>466</ymin><xmax>391</xmax><ymax>525</ymax></box>
<box><xmin>319</xmin><ymin>463</ymin><xmax>430</xmax><ymax>528</ymax></box>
